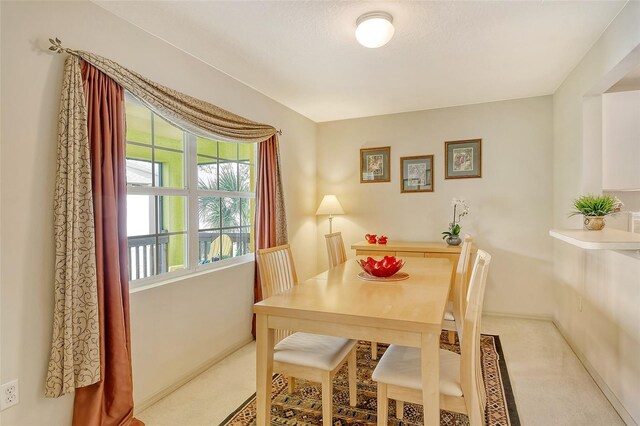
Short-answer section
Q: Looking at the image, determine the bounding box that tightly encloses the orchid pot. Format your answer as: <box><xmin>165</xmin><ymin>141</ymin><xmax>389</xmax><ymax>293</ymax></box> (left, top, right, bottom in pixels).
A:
<box><xmin>442</xmin><ymin>198</ymin><xmax>469</xmax><ymax>246</ymax></box>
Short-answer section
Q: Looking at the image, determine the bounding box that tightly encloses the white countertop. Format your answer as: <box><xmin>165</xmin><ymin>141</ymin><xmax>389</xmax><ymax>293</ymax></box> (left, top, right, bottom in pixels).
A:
<box><xmin>549</xmin><ymin>228</ymin><xmax>640</xmax><ymax>250</ymax></box>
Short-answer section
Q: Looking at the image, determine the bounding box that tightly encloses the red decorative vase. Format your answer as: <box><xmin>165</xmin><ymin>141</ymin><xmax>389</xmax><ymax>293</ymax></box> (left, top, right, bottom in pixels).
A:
<box><xmin>365</xmin><ymin>233</ymin><xmax>377</xmax><ymax>244</ymax></box>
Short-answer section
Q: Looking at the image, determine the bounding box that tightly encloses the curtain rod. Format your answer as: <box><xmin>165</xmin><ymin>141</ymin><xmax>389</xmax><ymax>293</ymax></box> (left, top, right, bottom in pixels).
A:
<box><xmin>46</xmin><ymin>37</ymin><xmax>284</xmax><ymax>137</ymax></box>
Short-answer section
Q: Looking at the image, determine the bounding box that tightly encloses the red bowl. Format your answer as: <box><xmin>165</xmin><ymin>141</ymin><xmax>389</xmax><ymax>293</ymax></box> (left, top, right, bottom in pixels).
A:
<box><xmin>357</xmin><ymin>256</ymin><xmax>405</xmax><ymax>278</ymax></box>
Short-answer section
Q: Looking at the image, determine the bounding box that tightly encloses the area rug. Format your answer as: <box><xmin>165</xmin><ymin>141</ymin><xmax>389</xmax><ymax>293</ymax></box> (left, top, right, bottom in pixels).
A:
<box><xmin>221</xmin><ymin>332</ymin><xmax>520</xmax><ymax>426</ymax></box>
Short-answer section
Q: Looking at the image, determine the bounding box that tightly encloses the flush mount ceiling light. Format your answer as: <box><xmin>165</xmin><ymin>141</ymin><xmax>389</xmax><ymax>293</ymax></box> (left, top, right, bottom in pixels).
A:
<box><xmin>355</xmin><ymin>11</ymin><xmax>395</xmax><ymax>48</ymax></box>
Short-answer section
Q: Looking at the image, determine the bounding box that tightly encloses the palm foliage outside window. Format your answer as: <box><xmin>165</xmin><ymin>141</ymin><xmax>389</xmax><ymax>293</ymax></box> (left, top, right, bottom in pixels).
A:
<box><xmin>196</xmin><ymin>138</ymin><xmax>254</xmax><ymax>262</ymax></box>
<box><xmin>198</xmin><ymin>163</ymin><xmax>251</xmax><ymax>230</ymax></box>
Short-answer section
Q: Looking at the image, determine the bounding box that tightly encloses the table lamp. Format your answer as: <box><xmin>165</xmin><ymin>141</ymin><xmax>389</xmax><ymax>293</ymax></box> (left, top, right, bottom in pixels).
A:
<box><xmin>316</xmin><ymin>195</ymin><xmax>345</xmax><ymax>233</ymax></box>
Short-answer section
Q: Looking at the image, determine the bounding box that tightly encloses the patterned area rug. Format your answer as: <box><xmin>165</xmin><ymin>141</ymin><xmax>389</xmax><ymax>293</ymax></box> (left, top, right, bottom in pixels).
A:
<box><xmin>221</xmin><ymin>332</ymin><xmax>520</xmax><ymax>426</ymax></box>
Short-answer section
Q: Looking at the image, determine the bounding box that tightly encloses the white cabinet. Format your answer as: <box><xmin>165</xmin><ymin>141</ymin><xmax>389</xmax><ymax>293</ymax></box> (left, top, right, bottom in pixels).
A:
<box><xmin>602</xmin><ymin>90</ymin><xmax>640</xmax><ymax>190</ymax></box>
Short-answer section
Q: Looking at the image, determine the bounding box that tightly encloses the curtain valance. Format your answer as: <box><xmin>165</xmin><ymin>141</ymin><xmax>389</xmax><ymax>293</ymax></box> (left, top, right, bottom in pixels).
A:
<box><xmin>67</xmin><ymin>49</ymin><xmax>277</xmax><ymax>143</ymax></box>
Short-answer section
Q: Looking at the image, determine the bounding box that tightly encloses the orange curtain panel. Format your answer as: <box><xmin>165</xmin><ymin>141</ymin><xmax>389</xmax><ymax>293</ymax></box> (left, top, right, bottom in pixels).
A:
<box><xmin>73</xmin><ymin>61</ymin><xmax>143</xmax><ymax>426</ymax></box>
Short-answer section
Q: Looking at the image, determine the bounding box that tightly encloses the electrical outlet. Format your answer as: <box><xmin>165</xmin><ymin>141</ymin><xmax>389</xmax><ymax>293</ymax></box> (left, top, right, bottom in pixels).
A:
<box><xmin>0</xmin><ymin>380</ymin><xmax>19</xmax><ymax>410</ymax></box>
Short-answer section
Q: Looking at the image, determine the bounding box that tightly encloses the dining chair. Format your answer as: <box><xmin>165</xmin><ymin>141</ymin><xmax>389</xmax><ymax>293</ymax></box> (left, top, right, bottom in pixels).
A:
<box><xmin>443</xmin><ymin>235</ymin><xmax>473</xmax><ymax>344</ymax></box>
<box><xmin>208</xmin><ymin>234</ymin><xmax>233</xmax><ymax>261</ymax></box>
<box><xmin>324</xmin><ymin>232</ymin><xmax>382</xmax><ymax>360</ymax></box>
<box><xmin>325</xmin><ymin>232</ymin><xmax>347</xmax><ymax>268</ymax></box>
<box><xmin>257</xmin><ymin>244</ymin><xmax>358</xmax><ymax>426</ymax></box>
<box><xmin>372</xmin><ymin>249</ymin><xmax>492</xmax><ymax>426</ymax></box>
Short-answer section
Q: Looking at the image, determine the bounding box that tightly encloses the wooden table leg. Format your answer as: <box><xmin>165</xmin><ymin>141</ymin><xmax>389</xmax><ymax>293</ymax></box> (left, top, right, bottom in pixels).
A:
<box><xmin>421</xmin><ymin>331</ymin><xmax>440</xmax><ymax>425</ymax></box>
<box><xmin>256</xmin><ymin>313</ymin><xmax>274</xmax><ymax>426</ymax></box>
<box><xmin>377</xmin><ymin>382</ymin><xmax>388</xmax><ymax>426</ymax></box>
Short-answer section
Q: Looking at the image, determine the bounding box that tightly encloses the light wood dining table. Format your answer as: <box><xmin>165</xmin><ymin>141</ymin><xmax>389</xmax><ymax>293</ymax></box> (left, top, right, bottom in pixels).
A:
<box><xmin>253</xmin><ymin>256</ymin><xmax>454</xmax><ymax>426</ymax></box>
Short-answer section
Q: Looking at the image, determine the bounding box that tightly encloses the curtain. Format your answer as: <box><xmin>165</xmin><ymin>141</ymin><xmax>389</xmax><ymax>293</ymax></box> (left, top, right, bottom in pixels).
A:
<box><xmin>47</xmin><ymin>44</ymin><xmax>287</xmax><ymax>416</ymax></box>
<box><xmin>252</xmin><ymin>135</ymin><xmax>288</xmax><ymax>336</ymax></box>
<box><xmin>71</xmin><ymin>61</ymin><xmax>142</xmax><ymax>426</ymax></box>
<box><xmin>46</xmin><ymin>55</ymin><xmax>100</xmax><ymax>398</ymax></box>
<box><xmin>68</xmin><ymin>50</ymin><xmax>276</xmax><ymax>143</ymax></box>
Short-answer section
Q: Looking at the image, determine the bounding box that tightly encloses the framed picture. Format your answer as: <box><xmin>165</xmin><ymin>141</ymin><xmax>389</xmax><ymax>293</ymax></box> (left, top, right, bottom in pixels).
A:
<box><xmin>400</xmin><ymin>155</ymin><xmax>433</xmax><ymax>193</ymax></box>
<box><xmin>445</xmin><ymin>139</ymin><xmax>482</xmax><ymax>179</ymax></box>
<box><xmin>360</xmin><ymin>146</ymin><xmax>391</xmax><ymax>183</ymax></box>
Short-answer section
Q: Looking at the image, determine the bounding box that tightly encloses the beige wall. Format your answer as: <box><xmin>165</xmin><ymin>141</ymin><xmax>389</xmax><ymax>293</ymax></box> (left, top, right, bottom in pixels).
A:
<box><xmin>0</xmin><ymin>1</ymin><xmax>316</xmax><ymax>425</ymax></box>
<box><xmin>553</xmin><ymin>2</ymin><xmax>640</xmax><ymax>424</ymax></box>
<box><xmin>316</xmin><ymin>96</ymin><xmax>555</xmax><ymax>317</ymax></box>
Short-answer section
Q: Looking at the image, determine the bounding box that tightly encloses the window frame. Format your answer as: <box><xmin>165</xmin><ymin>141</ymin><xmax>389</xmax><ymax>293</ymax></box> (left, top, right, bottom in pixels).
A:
<box><xmin>125</xmin><ymin>94</ymin><xmax>256</xmax><ymax>289</ymax></box>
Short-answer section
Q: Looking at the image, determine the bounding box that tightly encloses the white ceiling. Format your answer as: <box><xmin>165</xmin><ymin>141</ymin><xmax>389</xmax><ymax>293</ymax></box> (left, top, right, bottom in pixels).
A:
<box><xmin>94</xmin><ymin>0</ymin><xmax>626</xmax><ymax>122</ymax></box>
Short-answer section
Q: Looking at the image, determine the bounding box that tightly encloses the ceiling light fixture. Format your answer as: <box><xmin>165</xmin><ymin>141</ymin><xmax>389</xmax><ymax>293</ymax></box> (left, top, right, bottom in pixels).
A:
<box><xmin>355</xmin><ymin>11</ymin><xmax>395</xmax><ymax>48</ymax></box>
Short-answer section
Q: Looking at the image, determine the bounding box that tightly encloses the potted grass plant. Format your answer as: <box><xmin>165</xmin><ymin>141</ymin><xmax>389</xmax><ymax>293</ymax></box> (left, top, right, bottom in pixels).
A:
<box><xmin>570</xmin><ymin>194</ymin><xmax>619</xmax><ymax>230</ymax></box>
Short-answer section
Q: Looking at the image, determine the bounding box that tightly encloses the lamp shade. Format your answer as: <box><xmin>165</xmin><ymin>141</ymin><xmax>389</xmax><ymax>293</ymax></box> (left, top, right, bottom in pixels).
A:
<box><xmin>316</xmin><ymin>195</ymin><xmax>345</xmax><ymax>215</ymax></box>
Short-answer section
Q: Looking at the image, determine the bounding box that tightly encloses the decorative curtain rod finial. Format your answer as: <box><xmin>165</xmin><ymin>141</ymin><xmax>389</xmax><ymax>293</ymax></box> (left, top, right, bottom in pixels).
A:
<box><xmin>48</xmin><ymin>37</ymin><xmax>66</xmax><ymax>54</ymax></box>
<box><xmin>276</xmin><ymin>129</ymin><xmax>283</xmax><ymax>136</ymax></box>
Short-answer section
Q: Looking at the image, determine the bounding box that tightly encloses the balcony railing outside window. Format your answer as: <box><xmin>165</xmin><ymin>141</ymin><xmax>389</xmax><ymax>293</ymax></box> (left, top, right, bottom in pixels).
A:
<box><xmin>127</xmin><ymin>231</ymin><xmax>251</xmax><ymax>280</ymax></box>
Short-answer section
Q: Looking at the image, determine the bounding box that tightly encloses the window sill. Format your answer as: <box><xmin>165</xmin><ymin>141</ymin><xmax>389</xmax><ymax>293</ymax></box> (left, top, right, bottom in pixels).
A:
<box><xmin>129</xmin><ymin>253</ymin><xmax>255</xmax><ymax>294</ymax></box>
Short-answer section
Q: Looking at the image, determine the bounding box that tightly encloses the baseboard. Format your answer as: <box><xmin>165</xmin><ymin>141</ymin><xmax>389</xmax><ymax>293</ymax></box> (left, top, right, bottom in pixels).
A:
<box><xmin>134</xmin><ymin>336</ymin><xmax>254</xmax><ymax>414</ymax></box>
<box><xmin>552</xmin><ymin>320</ymin><xmax>637</xmax><ymax>426</ymax></box>
<box><xmin>483</xmin><ymin>310</ymin><xmax>554</xmax><ymax>322</ymax></box>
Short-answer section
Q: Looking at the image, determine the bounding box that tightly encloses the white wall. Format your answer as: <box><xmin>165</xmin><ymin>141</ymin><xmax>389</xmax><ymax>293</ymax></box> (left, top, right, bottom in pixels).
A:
<box><xmin>0</xmin><ymin>1</ymin><xmax>316</xmax><ymax>425</ymax></box>
<box><xmin>316</xmin><ymin>96</ymin><xmax>555</xmax><ymax>317</ymax></box>
<box><xmin>553</xmin><ymin>2</ymin><xmax>640</xmax><ymax>424</ymax></box>
<box><xmin>130</xmin><ymin>264</ymin><xmax>254</xmax><ymax>407</ymax></box>
<box><xmin>602</xmin><ymin>90</ymin><xmax>640</xmax><ymax>191</ymax></box>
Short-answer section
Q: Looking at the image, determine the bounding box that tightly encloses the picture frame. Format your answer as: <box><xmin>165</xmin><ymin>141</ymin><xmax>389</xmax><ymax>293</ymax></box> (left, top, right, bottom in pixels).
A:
<box><xmin>445</xmin><ymin>139</ymin><xmax>482</xmax><ymax>179</ymax></box>
<box><xmin>360</xmin><ymin>146</ymin><xmax>391</xmax><ymax>183</ymax></box>
<box><xmin>400</xmin><ymin>155</ymin><xmax>434</xmax><ymax>193</ymax></box>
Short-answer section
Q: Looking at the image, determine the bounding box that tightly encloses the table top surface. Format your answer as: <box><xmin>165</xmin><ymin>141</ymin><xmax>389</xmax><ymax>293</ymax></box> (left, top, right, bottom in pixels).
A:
<box><xmin>351</xmin><ymin>240</ymin><xmax>464</xmax><ymax>253</ymax></box>
<box><xmin>254</xmin><ymin>257</ymin><xmax>453</xmax><ymax>332</ymax></box>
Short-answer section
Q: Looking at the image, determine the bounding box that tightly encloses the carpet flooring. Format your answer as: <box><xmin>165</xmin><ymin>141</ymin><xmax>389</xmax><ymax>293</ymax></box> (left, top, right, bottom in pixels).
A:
<box><xmin>221</xmin><ymin>332</ymin><xmax>520</xmax><ymax>425</ymax></box>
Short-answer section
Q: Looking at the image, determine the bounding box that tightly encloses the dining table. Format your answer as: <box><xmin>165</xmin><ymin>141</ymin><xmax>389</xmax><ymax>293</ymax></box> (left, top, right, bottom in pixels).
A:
<box><xmin>253</xmin><ymin>256</ymin><xmax>454</xmax><ymax>426</ymax></box>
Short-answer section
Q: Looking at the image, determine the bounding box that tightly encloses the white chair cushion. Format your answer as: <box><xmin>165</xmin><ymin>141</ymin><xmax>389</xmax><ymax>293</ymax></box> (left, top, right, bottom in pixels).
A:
<box><xmin>442</xmin><ymin>320</ymin><xmax>456</xmax><ymax>332</ymax></box>
<box><xmin>443</xmin><ymin>301</ymin><xmax>454</xmax><ymax>321</ymax></box>
<box><xmin>274</xmin><ymin>332</ymin><xmax>357</xmax><ymax>371</ymax></box>
<box><xmin>371</xmin><ymin>345</ymin><xmax>463</xmax><ymax>397</ymax></box>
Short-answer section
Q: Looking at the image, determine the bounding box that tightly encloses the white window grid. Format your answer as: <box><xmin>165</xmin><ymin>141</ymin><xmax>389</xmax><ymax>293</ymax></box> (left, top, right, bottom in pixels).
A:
<box><xmin>125</xmin><ymin>94</ymin><xmax>255</xmax><ymax>287</ymax></box>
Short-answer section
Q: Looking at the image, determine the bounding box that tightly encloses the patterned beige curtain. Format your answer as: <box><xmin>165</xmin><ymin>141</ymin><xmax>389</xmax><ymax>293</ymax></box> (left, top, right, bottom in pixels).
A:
<box><xmin>70</xmin><ymin>50</ymin><xmax>276</xmax><ymax>144</ymax></box>
<box><xmin>46</xmin><ymin>55</ymin><xmax>100</xmax><ymax>398</ymax></box>
<box><xmin>274</xmin><ymin>143</ymin><xmax>288</xmax><ymax>246</ymax></box>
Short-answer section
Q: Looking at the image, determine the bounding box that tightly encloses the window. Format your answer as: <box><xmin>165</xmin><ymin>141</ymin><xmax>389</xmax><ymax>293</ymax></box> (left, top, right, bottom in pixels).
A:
<box><xmin>125</xmin><ymin>93</ymin><xmax>256</xmax><ymax>283</ymax></box>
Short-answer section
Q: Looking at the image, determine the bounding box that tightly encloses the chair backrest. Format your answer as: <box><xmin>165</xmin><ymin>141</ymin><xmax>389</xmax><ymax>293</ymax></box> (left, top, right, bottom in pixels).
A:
<box><xmin>208</xmin><ymin>234</ymin><xmax>233</xmax><ymax>261</ymax></box>
<box><xmin>325</xmin><ymin>232</ymin><xmax>347</xmax><ymax>268</ymax></box>
<box><xmin>460</xmin><ymin>249</ymin><xmax>491</xmax><ymax>426</ymax></box>
<box><xmin>451</xmin><ymin>235</ymin><xmax>473</xmax><ymax>337</ymax></box>
<box><xmin>256</xmin><ymin>244</ymin><xmax>298</xmax><ymax>299</ymax></box>
<box><xmin>257</xmin><ymin>244</ymin><xmax>298</xmax><ymax>343</ymax></box>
